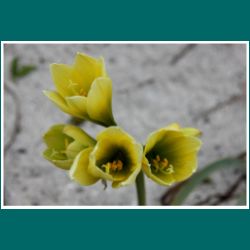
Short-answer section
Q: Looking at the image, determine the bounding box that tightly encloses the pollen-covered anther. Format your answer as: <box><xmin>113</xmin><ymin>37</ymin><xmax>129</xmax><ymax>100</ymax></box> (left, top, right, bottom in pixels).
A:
<box><xmin>102</xmin><ymin>160</ymin><xmax>123</xmax><ymax>174</ymax></box>
<box><xmin>151</xmin><ymin>155</ymin><xmax>174</xmax><ymax>174</ymax></box>
<box><xmin>64</xmin><ymin>138</ymin><xmax>69</xmax><ymax>148</ymax></box>
<box><xmin>79</xmin><ymin>88</ymin><xmax>87</xmax><ymax>97</ymax></box>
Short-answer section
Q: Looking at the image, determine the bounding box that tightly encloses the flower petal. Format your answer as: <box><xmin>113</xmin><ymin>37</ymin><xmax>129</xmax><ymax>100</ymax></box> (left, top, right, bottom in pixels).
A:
<box><xmin>69</xmin><ymin>148</ymin><xmax>99</xmax><ymax>186</ymax></box>
<box><xmin>73</xmin><ymin>52</ymin><xmax>106</xmax><ymax>91</ymax></box>
<box><xmin>43</xmin><ymin>124</ymin><xmax>72</xmax><ymax>150</ymax></box>
<box><xmin>65</xmin><ymin>96</ymin><xmax>89</xmax><ymax>119</ymax></box>
<box><xmin>99</xmin><ymin>56</ymin><xmax>108</xmax><ymax>77</ymax></box>
<box><xmin>164</xmin><ymin>123</ymin><xmax>181</xmax><ymax>131</ymax></box>
<box><xmin>152</xmin><ymin>131</ymin><xmax>201</xmax><ymax>158</ymax></box>
<box><xmin>43</xmin><ymin>90</ymin><xmax>70</xmax><ymax>114</ymax></box>
<box><xmin>172</xmin><ymin>154</ymin><xmax>198</xmax><ymax>181</ymax></box>
<box><xmin>87</xmin><ymin>77</ymin><xmax>116</xmax><ymax>126</ymax></box>
<box><xmin>88</xmin><ymin>140</ymin><xmax>114</xmax><ymax>181</ymax></box>
<box><xmin>144</xmin><ymin>129</ymin><xmax>167</xmax><ymax>155</ymax></box>
<box><xmin>50</xmin><ymin>64</ymin><xmax>74</xmax><ymax>97</ymax></box>
<box><xmin>181</xmin><ymin>128</ymin><xmax>202</xmax><ymax>137</ymax></box>
<box><xmin>96</xmin><ymin>126</ymin><xmax>133</xmax><ymax>142</ymax></box>
<box><xmin>63</xmin><ymin>125</ymin><xmax>96</xmax><ymax>146</ymax></box>
<box><xmin>66</xmin><ymin>141</ymin><xmax>87</xmax><ymax>159</ymax></box>
<box><xmin>43</xmin><ymin>148</ymin><xmax>73</xmax><ymax>170</ymax></box>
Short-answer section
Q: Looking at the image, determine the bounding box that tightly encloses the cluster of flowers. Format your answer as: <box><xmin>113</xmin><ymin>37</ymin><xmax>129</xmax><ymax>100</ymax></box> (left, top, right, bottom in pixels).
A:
<box><xmin>43</xmin><ymin>53</ymin><xmax>202</xmax><ymax>188</ymax></box>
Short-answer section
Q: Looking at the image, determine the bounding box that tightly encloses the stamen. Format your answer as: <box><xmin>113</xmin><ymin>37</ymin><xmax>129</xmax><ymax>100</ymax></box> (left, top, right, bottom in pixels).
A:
<box><xmin>150</xmin><ymin>155</ymin><xmax>174</xmax><ymax>175</ymax></box>
<box><xmin>79</xmin><ymin>88</ymin><xmax>87</xmax><ymax>96</ymax></box>
<box><xmin>64</xmin><ymin>138</ymin><xmax>69</xmax><ymax>148</ymax></box>
<box><xmin>68</xmin><ymin>80</ymin><xmax>79</xmax><ymax>88</ymax></box>
<box><xmin>102</xmin><ymin>159</ymin><xmax>123</xmax><ymax>173</ymax></box>
<box><xmin>68</xmin><ymin>80</ymin><xmax>81</xmax><ymax>95</ymax></box>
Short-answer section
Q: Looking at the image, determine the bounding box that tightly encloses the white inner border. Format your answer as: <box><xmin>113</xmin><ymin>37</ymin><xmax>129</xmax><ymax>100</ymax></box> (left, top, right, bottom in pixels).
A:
<box><xmin>1</xmin><ymin>41</ymin><xmax>249</xmax><ymax>210</ymax></box>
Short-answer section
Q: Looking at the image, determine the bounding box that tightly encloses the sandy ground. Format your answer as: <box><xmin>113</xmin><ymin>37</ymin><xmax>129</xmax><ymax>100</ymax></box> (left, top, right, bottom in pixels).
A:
<box><xmin>3</xmin><ymin>43</ymin><xmax>247</xmax><ymax>206</ymax></box>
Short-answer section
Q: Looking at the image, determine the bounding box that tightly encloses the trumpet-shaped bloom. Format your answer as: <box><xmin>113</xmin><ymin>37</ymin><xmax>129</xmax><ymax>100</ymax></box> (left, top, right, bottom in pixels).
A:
<box><xmin>43</xmin><ymin>124</ymin><xmax>96</xmax><ymax>170</ymax></box>
<box><xmin>71</xmin><ymin>126</ymin><xmax>143</xmax><ymax>188</ymax></box>
<box><xmin>142</xmin><ymin>123</ymin><xmax>202</xmax><ymax>186</ymax></box>
<box><xmin>43</xmin><ymin>52</ymin><xmax>116</xmax><ymax>126</ymax></box>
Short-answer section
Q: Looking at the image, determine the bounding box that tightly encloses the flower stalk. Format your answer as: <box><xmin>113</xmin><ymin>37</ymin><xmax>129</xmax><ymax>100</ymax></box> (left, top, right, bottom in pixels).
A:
<box><xmin>136</xmin><ymin>171</ymin><xmax>146</xmax><ymax>205</ymax></box>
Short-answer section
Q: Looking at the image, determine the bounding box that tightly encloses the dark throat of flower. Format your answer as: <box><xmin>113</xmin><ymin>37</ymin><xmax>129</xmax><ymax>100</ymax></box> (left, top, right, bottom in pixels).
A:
<box><xmin>68</xmin><ymin>80</ymin><xmax>88</xmax><ymax>97</ymax></box>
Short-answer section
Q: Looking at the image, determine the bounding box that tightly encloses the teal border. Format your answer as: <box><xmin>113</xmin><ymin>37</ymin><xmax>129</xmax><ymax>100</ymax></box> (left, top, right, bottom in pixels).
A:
<box><xmin>1</xmin><ymin>0</ymin><xmax>249</xmax><ymax>249</ymax></box>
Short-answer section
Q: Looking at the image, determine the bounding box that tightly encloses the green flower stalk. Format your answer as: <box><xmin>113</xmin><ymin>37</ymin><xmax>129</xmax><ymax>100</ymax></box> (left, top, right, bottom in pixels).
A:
<box><xmin>142</xmin><ymin>123</ymin><xmax>202</xmax><ymax>186</ymax></box>
<box><xmin>43</xmin><ymin>52</ymin><xmax>116</xmax><ymax>127</ymax></box>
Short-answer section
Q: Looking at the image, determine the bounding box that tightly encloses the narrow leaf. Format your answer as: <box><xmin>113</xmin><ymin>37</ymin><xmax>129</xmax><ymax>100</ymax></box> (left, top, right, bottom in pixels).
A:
<box><xmin>170</xmin><ymin>158</ymin><xmax>245</xmax><ymax>205</ymax></box>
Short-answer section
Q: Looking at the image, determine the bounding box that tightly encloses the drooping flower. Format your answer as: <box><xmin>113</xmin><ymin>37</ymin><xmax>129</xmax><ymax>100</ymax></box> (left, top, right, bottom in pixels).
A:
<box><xmin>43</xmin><ymin>52</ymin><xmax>116</xmax><ymax>126</ymax></box>
<box><xmin>142</xmin><ymin>123</ymin><xmax>202</xmax><ymax>186</ymax></box>
<box><xmin>43</xmin><ymin>124</ymin><xmax>96</xmax><ymax>170</ymax></box>
<box><xmin>71</xmin><ymin>126</ymin><xmax>143</xmax><ymax>188</ymax></box>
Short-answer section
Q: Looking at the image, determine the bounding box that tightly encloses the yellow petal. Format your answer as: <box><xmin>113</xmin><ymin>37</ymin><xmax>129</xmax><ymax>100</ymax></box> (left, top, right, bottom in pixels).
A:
<box><xmin>87</xmin><ymin>77</ymin><xmax>116</xmax><ymax>126</ymax></box>
<box><xmin>43</xmin><ymin>124</ymin><xmax>72</xmax><ymax>149</ymax></box>
<box><xmin>144</xmin><ymin>129</ymin><xmax>167</xmax><ymax>155</ymax></box>
<box><xmin>73</xmin><ymin>52</ymin><xmax>106</xmax><ymax>91</ymax></box>
<box><xmin>181</xmin><ymin>128</ymin><xmax>202</xmax><ymax>137</ymax></box>
<box><xmin>99</xmin><ymin>56</ymin><xmax>108</xmax><ymax>77</ymax></box>
<box><xmin>49</xmin><ymin>159</ymin><xmax>73</xmax><ymax>170</ymax></box>
<box><xmin>43</xmin><ymin>90</ymin><xmax>71</xmax><ymax>114</ymax></box>
<box><xmin>164</xmin><ymin>123</ymin><xmax>181</xmax><ymax>131</ymax></box>
<box><xmin>50</xmin><ymin>64</ymin><xmax>74</xmax><ymax>97</ymax></box>
<box><xmin>172</xmin><ymin>154</ymin><xmax>198</xmax><ymax>181</ymax></box>
<box><xmin>65</xmin><ymin>96</ymin><xmax>89</xmax><ymax>119</ymax></box>
<box><xmin>88</xmin><ymin>140</ymin><xmax>114</xmax><ymax>181</ymax></box>
<box><xmin>43</xmin><ymin>148</ymin><xmax>73</xmax><ymax>170</ymax></box>
<box><xmin>159</xmin><ymin>134</ymin><xmax>202</xmax><ymax>158</ymax></box>
<box><xmin>66</xmin><ymin>141</ymin><xmax>87</xmax><ymax>159</ymax></box>
<box><xmin>96</xmin><ymin>126</ymin><xmax>134</xmax><ymax>142</ymax></box>
<box><xmin>144</xmin><ymin>123</ymin><xmax>182</xmax><ymax>153</ymax></box>
<box><xmin>63</xmin><ymin>125</ymin><xmax>96</xmax><ymax>146</ymax></box>
<box><xmin>146</xmin><ymin>130</ymin><xmax>201</xmax><ymax>158</ymax></box>
<box><xmin>69</xmin><ymin>148</ymin><xmax>99</xmax><ymax>186</ymax></box>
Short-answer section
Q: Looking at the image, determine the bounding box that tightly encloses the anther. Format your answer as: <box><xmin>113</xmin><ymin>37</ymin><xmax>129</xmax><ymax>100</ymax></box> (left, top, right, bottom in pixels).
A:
<box><xmin>102</xmin><ymin>159</ymin><xmax>123</xmax><ymax>173</ymax></box>
<box><xmin>151</xmin><ymin>155</ymin><xmax>174</xmax><ymax>174</ymax></box>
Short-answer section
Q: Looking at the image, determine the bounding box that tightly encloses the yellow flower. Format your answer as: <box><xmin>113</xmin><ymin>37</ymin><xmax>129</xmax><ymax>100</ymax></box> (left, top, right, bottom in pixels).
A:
<box><xmin>43</xmin><ymin>124</ymin><xmax>95</xmax><ymax>170</ymax></box>
<box><xmin>43</xmin><ymin>52</ymin><xmax>116</xmax><ymax>126</ymax></box>
<box><xmin>71</xmin><ymin>127</ymin><xmax>143</xmax><ymax>188</ymax></box>
<box><xmin>142</xmin><ymin>123</ymin><xmax>202</xmax><ymax>186</ymax></box>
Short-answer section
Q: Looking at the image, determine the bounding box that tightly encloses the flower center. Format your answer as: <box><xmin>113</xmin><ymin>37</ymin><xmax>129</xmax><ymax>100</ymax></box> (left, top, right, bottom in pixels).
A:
<box><xmin>102</xmin><ymin>160</ymin><xmax>123</xmax><ymax>174</ymax></box>
<box><xmin>68</xmin><ymin>80</ymin><xmax>87</xmax><ymax>97</ymax></box>
<box><xmin>150</xmin><ymin>155</ymin><xmax>174</xmax><ymax>175</ymax></box>
<box><xmin>79</xmin><ymin>88</ymin><xmax>87</xmax><ymax>97</ymax></box>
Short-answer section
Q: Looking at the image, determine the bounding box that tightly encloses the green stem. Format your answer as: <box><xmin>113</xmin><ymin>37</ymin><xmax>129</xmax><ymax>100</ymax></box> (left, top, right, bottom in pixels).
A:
<box><xmin>136</xmin><ymin>171</ymin><xmax>146</xmax><ymax>205</ymax></box>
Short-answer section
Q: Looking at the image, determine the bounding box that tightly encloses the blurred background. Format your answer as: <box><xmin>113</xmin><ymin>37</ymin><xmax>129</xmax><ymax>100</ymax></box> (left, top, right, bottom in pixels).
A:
<box><xmin>3</xmin><ymin>43</ymin><xmax>247</xmax><ymax>206</ymax></box>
